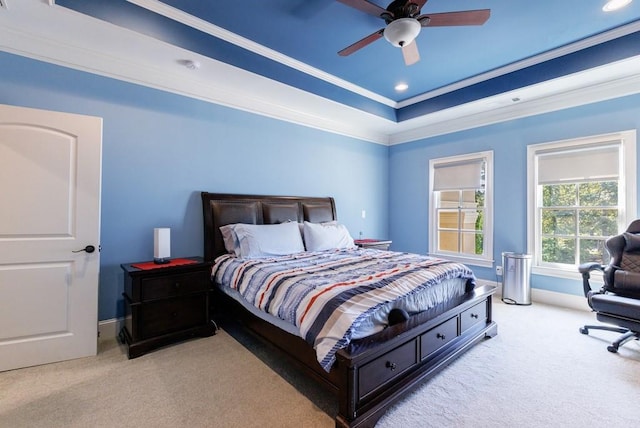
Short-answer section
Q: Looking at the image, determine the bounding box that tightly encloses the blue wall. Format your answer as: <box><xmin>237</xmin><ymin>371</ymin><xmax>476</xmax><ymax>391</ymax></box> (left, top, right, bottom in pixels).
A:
<box><xmin>389</xmin><ymin>94</ymin><xmax>640</xmax><ymax>297</ymax></box>
<box><xmin>4</xmin><ymin>49</ymin><xmax>640</xmax><ymax>319</ymax></box>
<box><xmin>0</xmin><ymin>52</ymin><xmax>389</xmax><ymax>320</ymax></box>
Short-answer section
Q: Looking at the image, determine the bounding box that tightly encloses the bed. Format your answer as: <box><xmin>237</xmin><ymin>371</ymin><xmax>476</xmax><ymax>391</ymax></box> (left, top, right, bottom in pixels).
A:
<box><xmin>201</xmin><ymin>192</ymin><xmax>497</xmax><ymax>427</ymax></box>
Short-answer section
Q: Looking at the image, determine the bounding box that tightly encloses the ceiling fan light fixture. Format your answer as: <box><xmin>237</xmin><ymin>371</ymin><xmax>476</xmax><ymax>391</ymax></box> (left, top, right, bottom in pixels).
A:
<box><xmin>383</xmin><ymin>18</ymin><xmax>421</xmax><ymax>48</ymax></box>
<box><xmin>603</xmin><ymin>0</ymin><xmax>632</xmax><ymax>11</ymax></box>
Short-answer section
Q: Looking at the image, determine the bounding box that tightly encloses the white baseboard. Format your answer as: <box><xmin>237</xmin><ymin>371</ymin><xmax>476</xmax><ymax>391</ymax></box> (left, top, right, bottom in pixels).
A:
<box><xmin>98</xmin><ymin>317</ymin><xmax>124</xmax><ymax>343</ymax></box>
<box><xmin>476</xmin><ymin>279</ymin><xmax>589</xmax><ymax>312</ymax></box>
<box><xmin>530</xmin><ymin>288</ymin><xmax>589</xmax><ymax>311</ymax></box>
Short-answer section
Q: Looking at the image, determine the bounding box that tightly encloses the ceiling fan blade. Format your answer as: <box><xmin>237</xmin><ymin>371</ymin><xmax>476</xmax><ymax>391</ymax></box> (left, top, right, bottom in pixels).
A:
<box><xmin>338</xmin><ymin>29</ymin><xmax>384</xmax><ymax>56</ymax></box>
<box><xmin>336</xmin><ymin>0</ymin><xmax>388</xmax><ymax>19</ymax></box>
<box><xmin>402</xmin><ymin>40</ymin><xmax>420</xmax><ymax>66</ymax></box>
<box><xmin>418</xmin><ymin>9</ymin><xmax>490</xmax><ymax>27</ymax></box>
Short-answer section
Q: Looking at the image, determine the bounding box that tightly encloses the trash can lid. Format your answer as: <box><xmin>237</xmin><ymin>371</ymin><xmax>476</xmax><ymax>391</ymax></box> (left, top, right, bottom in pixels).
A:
<box><xmin>501</xmin><ymin>252</ymin><xmax>532</xmax><ymax>259</ymax></box>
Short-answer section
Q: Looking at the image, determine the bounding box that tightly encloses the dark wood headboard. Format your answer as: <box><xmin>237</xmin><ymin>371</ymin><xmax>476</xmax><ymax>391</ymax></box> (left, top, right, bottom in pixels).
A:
<box><xmin>201</xmin><ymin>192</ymin><xmax>337</xmax><ymax>262</ymax></box>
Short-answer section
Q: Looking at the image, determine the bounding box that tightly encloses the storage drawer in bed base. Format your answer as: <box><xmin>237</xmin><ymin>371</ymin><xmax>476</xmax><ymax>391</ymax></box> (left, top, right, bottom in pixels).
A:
<box><xmin>335</xmin><ymin>286</ymin><xmax>497</xmax><ymax>427</ymax></box>
<box><xmin>351</xmin><ymin>298</ymin><xmax>493</xmax><ymax>404</ymax></box>
<box><xmin>216</xmin><ymin>284</ymin><xmax>497</xmax><ymax>428</ymax></box>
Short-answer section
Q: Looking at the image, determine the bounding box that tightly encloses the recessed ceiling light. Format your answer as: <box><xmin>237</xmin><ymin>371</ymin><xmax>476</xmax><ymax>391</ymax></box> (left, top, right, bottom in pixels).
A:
<box><xmin>603</xmin><ymin>0</ymin><xmax>632</xmax><ymax>12</ymax></box>
<box><xmin>184</xmin><ymin>60</ymin><xmax>201</xmax><ymax>70</ymax></box>
<box><xmin>395</xmin><ymin>83</ymin><xmax>409</xmax><ymax>92</ymax></box>
<box><xmin>178</xmin><ymin>59</ymin><xmax>201</xmax><ymax>70</ymax></box>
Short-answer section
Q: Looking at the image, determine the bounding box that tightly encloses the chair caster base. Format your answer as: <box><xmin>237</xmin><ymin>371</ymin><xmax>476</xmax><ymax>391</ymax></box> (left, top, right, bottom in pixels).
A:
<box><xmin>579</xmin><ymin>325</ymin><xmax>640</xmax><ymax>352</ymax></box>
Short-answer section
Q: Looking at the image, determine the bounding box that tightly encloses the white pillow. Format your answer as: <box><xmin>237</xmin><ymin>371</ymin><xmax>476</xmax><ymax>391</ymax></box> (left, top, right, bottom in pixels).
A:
<box><xmin>233</xmin><ymin>222</ymin><xmax>305</xmax><ymax>259</ymax></box>
<box><xmin>303</xmin><ymin>221</ymin><xmax>355</xmax><ymax>252</ymax></box>
<box><xmin>219</xmin><ymin>224</ymin><xmax>241</xmax><ymax>257</ymax></box>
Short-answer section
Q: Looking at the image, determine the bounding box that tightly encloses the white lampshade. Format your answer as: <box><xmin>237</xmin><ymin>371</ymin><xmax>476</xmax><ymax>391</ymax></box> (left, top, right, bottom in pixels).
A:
<box><xmin>154</xmin><ymin>228</ymin><xmax>171</xmax><ymax>262</ymax></box>
<box><xmin>384</xmin><ymin>18</ymin><xmax>421</xmax><ymax>47</ymax></box>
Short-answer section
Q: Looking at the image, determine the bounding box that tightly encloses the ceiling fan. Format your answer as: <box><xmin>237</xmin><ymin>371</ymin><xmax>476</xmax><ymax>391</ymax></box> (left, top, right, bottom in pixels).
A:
<box><xmin>337</xmin><ymin>0</ymin><xmax>490</xmax><ymax>66</ymax></box>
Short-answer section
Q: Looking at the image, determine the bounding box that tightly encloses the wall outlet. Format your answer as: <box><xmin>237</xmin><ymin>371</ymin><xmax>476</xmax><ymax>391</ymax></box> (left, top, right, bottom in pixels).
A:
<box><xmin>495</xmin><ymin>265</ymin><xmax>503</xmax><ymax>276</ymax></box>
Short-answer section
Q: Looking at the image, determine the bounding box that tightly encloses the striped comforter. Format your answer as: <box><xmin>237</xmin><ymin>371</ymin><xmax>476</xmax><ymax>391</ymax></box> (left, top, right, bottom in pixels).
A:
<box><xmin>212</xmin><ymin>248</ymin><xmax>476</xmax><ymax>371</ymax></box>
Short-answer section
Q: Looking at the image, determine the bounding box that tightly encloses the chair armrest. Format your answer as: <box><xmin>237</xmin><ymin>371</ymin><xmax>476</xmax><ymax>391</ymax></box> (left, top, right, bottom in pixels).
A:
<box><xmin>578</xmin><ymin>262</ymin><xmax>604</xmax><ymax>275</ymax></box>
<box><xmin>578</xmin><ymin>262</ymin><xmax>604</xmax><ymax>296</ymax></box>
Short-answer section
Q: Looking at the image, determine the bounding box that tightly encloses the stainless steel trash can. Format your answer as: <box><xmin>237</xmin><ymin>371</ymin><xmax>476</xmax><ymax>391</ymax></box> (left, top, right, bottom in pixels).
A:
<box><xmin>501</xmin><ymin>252</ymin><xmax>532</xmax><ymax>305</ymax></box>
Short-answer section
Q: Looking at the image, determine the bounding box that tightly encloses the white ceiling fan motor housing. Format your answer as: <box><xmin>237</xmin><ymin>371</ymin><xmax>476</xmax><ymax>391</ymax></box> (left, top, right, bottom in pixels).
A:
<box><xmin>384</xmin><ymin>18</ymin><xmax>421</xmax><ymax>47</ymax></box>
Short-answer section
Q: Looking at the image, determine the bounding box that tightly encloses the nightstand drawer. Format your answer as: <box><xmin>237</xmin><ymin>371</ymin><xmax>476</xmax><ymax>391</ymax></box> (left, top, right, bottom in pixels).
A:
<box><xmin>141</xmin><ymin>271</ymin><xmax>210</xmax><ymax>301</ymax></box>
<box><xmin>138</xmin><ymin>295</ymin><xmax>207</xmax><ymax>339</ymax></box>
<box><xmin>461</xmin><ymin>301</ymin><xmax>487</xmax><ymax>333</ymax></box>
<box><xmin>421</xmin><ymin>316</ymin><xmax>458</xmax><ymax>359</ymax></box>
<box><xmin>119</xmin><ymin>257</ymin><xmax>215</xmax><ymax>358</ymax></box>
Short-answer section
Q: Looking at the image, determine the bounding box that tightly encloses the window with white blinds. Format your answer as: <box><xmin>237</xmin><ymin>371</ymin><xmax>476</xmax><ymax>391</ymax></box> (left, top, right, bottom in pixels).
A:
<box><xmin>536</xmin><ymin>143</ymin><xmax>620</xmax><ymax>184</ymax></box>
<box><xmin>527</xmin><ymin>131</ymin><xmax>637</xmax><ymax>278</ymax></box>
<box><xmin>433</xmin><ymin>159</ymin><xmax>485</xmax><ymax>191</ymax></box>
<box><xmin>429</xmin><ymin>151</ymin><xmax>493</xmax><ymax>267</ymax></box>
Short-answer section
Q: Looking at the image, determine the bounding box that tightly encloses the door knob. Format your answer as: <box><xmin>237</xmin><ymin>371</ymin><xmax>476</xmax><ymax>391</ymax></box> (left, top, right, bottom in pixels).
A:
<box><xmin>73</xmin><ymin>245</ymin><xmax>96</xmax><ymax>253</ymax></box>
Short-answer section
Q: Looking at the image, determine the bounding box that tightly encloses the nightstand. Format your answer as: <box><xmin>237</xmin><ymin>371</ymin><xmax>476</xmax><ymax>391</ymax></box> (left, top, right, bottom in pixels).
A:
<box><xmin>354</xmin><ymin>239</ymin><xmax>392</xmax><ymax>250</ymax></box>
<box><xmin>119</xmin><ymin>256</ymin><xmax>216</xmax><ymax>359</ymax></box>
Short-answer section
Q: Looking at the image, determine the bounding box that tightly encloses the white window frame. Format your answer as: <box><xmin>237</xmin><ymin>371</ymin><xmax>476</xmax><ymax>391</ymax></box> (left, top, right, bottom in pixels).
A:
<box><xmin>527</xmin><ymin>130</ymin><xmax>637</xmax><ymax>280</ymax></box>
<box><xmin>429</xmin><ymin>151</ymin><xmax>494</xmax><ymax>267</ymax></box>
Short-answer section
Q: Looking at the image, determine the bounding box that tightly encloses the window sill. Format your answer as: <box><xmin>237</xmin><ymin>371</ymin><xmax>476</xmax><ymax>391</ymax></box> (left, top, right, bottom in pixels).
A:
<box><xmin>531</xmin><ymin>265</ymin><xmax>604</xmax><ymax>285</ymax></box>
<box><xmin>429</xmin><ymin>253</ymin><xmax>494</xmax><ymax>268</ymax></box>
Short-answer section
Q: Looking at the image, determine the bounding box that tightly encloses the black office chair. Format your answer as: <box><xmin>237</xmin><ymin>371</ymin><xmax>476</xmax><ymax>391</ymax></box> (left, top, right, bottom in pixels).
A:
<box><xmin>578</xmin><ymin>220</ymin><xmax>640</xmax><ymax>353</ymax></box>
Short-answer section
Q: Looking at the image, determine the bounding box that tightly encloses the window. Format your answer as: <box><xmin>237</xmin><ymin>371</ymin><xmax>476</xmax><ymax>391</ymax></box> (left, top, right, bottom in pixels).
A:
<box><xmin>527</xmin><ymin>131</ymin><xmax>637</xmax><ymax>278</ymax></box>
<box><xmin>429</xmin><ymin>151</ymin><xmax>493</xmax><ymax>267</ymax></box>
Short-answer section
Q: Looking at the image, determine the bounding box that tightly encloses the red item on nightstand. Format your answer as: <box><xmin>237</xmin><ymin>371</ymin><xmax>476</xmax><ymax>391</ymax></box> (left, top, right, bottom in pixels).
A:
<box><xmin>130</xmin><ymin>258</ymin><xmax>198</xmax><ymax>270</ymax></box>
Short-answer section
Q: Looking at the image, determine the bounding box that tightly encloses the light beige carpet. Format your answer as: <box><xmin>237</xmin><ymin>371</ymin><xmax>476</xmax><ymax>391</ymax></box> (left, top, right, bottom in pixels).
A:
<box><xmin>1</xmin><ymin>299</ymin><xmax>639</xmax><ymax>427</ymax></box>
<box><xmin>377</xmin><ymin>300</ymin><xmax>640</xmax><ymax>427</ymax></box>
<box><xmin>0</xmin><ymin>327</ymin><xmax>332</xmax><ymax>428</ymax></box>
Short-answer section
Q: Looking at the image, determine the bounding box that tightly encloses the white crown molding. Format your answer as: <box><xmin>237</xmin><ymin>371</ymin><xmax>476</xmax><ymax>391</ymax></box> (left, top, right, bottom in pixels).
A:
<box><xmin>127</xmin><ymin>0</ymin><xmax>397</xmax><ymax>108</ymax></box>
<box><xmin>3</xmin><ymin>1</ymin><xmax>640</xmax><ymax>147</ymax></box>
<box><xmin>389</xmin><ymin>55</ymin><xmax>640</xmax><ymax>144</ymax></box>
<box><xmin>398</xmin><ymin>20</ymin><xmax>640</xmax><ymax>108</ymax></box>
<box><xmin>2</xmin><ymin>1</ymin><xmax>394</xmax><ymax>144</ymax></box>
<box><xmin>129</xmin><ymin>0</ymin><xmax>640</xmax><ymax>113</ymax></box>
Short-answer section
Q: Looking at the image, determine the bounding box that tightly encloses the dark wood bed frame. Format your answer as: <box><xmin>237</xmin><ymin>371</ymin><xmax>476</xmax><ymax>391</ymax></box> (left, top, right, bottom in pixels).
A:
<box><xmin>201</xmin><ymin>192</ymin><xmax>497</xmax><ymax>427</ymax></box>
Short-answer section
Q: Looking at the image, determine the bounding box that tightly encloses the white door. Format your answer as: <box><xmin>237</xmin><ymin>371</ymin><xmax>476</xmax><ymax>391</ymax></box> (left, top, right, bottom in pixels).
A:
<box><xmin>0</xmin><ymin>104</ymin><xmax>102</xmax><ymax>372</ymax></box>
